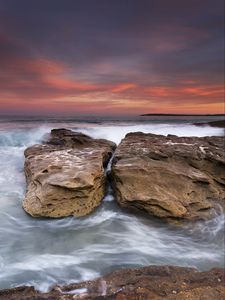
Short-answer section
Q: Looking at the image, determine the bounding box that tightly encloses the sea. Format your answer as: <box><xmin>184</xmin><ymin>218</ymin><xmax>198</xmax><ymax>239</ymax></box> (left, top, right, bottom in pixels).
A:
<box><xmin>0</xmin><ymin>115</ymin><xmax>224</xmax><ymax>292</ymax></box>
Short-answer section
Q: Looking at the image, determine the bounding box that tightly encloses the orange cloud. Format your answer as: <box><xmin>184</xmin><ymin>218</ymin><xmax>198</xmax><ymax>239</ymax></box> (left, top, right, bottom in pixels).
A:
<box><xmin>0</xmin><ymin>55</ymin><xmax>223</xmax><ymax>115</ymax></box>
<box><xmin>111</xmin><ymin>83</ymin><xmax>137</xmax><ymax>93</ymax></box>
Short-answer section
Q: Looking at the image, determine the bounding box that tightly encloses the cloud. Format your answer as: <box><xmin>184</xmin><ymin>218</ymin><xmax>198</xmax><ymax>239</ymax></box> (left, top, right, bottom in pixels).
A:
<box><xmin>0</xmin><ymin>0</ymin><xmax>224</xmax><ymax>115</ymax></box>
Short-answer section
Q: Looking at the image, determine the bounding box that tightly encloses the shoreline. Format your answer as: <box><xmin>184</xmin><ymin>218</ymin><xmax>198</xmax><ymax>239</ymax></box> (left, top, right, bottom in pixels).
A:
<box><xmin>0</xmin><ymin>126</ymin><xmax>224</xmax><ymax>297</ymax></box>
<box><xmin>0</xmin><ymin>265</ymin><xmax>224</xmax><ymax>299</ymax></box>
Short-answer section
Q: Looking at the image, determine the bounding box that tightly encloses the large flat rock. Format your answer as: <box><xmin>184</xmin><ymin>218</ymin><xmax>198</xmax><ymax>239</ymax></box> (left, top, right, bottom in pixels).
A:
<box><xmin>111</xmin><ymin>132</ymin><xmax>225</xmax><ymax>223</ymax></box>
<box><xmin>0</xmin><ymin>266</ymin><xmax>224</xmax><ymax>299</ymax></box>
<box><xmin>23</xmin><ymin>129</ymin><xmax>116</xmax><ymax>218</ymax></box>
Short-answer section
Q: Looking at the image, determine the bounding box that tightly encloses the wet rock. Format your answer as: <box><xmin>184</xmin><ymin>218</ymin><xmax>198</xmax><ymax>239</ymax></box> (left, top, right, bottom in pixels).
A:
<box><xmin>0</xmin><ymin>265</ymin><xmax>224</xmax><ymax>299</ymax></box>
<box><xmin>23</xmin><ymin>129</ymin><xmax>116</xmax><ymax>218</ymax></box>
<box><xmin>111</xmin><ymin>132</ymin><xmax>225</xmax><ymax>223</ymax></box>
<box><xmin>194</xmin><ymin>120</ymin><xmax>225</xmax><ymax>128</ymax></box>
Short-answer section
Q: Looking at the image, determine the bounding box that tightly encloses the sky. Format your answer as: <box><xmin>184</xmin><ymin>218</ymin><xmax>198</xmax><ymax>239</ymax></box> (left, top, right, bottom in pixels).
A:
<box><xmin>0</xmin><ymin>0</ymin><xmax>224</xmax><ymax>116</ymax></box>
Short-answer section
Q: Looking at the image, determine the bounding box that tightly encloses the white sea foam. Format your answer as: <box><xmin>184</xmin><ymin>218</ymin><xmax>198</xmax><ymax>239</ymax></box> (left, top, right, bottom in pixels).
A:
<box><xmin>62</xmin><ymin>288</ymin><xmax>88</xmax><ymax>295</ymax></box>
<box><xmin>0</xmin><ymin>120</ymin><xmax>224</xmax><ymax>292</ymax></box>
<box><xmin>76</xmin><ymin>123</ymin><xmax>224</xmax><ymax>144</ymax></box>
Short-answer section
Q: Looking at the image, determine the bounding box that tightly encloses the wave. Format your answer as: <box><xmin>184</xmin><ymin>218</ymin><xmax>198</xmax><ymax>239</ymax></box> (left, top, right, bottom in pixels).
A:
<box><xmin>75</xmin><ymin>123</ymin><xmax>224</xmax><ymax>144</ymax></box>
<box><xmin>0</xmin><ymin>121</ymin><xmax>224</xmax><ymax>292</ymax></box>
<box><xmin>0</xmin><ymin>126</ymin><xmax>50</xmax><ymax>147</ymax></box>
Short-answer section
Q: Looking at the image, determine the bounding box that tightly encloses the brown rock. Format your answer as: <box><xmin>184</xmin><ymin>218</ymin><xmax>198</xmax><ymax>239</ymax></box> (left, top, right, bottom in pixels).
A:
<box><xmin>23</xmin><ymin>129</ymin><xmax>116</xmax><ymax>218</ymax></box>
<box><xmin>111</xmin><ymin>132</ymin><xmax>225</xmax><ymax>223</ymax></box>
<box><xmin>0</xmin><ymin>266</ymin><xmax>224</xmax><ymax>299</ymax></box>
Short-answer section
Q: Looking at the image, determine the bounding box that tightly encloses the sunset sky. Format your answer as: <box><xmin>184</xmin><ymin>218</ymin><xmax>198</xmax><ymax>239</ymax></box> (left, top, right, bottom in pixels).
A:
<box><xmin>0</xmin><ymin>0</ymin><xmax>224</xmax><ymax>116</ymax></box>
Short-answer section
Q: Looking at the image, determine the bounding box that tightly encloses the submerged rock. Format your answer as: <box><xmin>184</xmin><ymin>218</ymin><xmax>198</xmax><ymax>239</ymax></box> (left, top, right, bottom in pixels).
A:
<box><xmin>194</xmin><ymin>120</ymin><xmax>225</xmax><ymax>128</ymax></box>
<box><xmin>112</xmin><ymin>132</ymin><xmax>225</xmax><ymax>223</ymax></box>
<box><xmin>23</xmin><ymin>129</ymin><xmax>116</xmax><ymax>218</ymax></box>
<box><xmin>0</xmin><ymin>265</ymin><xmax>224</xmax><ymax>299</ymax></box>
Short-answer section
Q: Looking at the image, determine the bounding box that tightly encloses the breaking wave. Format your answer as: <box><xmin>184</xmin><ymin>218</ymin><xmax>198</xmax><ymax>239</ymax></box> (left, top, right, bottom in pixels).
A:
<box><xmin>0</xmin><ymin>119</ymin><xmax>224</xmax><ymax>292</ymax></box>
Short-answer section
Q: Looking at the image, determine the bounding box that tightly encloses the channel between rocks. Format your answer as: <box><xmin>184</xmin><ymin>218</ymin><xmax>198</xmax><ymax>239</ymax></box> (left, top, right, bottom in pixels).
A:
<box><xmin>23</xmin><ymin>128</ymin><xmax>225</xmax><ymax>223</ymax></box>
<box><xmin>0</xmin><ymin>128</ymin><xmax>225</xmax><ymax>299</ymax></box>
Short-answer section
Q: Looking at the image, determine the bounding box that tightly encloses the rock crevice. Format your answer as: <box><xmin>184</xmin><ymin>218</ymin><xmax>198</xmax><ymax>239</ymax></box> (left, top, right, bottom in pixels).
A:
<box><xmin>23</xmin><ymin>130</ymin><xmax>225</xmax><ymax>223</ymax></box>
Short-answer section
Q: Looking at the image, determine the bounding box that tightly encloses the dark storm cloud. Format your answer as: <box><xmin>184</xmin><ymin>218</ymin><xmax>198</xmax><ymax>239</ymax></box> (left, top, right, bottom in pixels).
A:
<box><xmin>0</xmin><ymin>0</ymin><xmax>224</xmax><ymax>114</ymax></box>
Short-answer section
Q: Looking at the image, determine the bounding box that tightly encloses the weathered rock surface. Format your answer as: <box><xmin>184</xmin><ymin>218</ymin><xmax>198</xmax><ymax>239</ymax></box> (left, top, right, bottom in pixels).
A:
<box><xmin>23</xmin><ymin>129</ymin><xmax>116</xmax><ymax>218</ymax></box>
<box><xmin>112</xmin><ymin>132</ymin><xmax>225</xmax><ymax>222</ymax></box>
<box><xmin>0</xmin><ymin>266</ymin><xmax>224</xmax><ymax>299</ymax></box>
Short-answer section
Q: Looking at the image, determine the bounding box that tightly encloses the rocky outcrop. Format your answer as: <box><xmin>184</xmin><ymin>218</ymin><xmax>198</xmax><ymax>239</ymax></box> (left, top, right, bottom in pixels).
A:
<box><xmin>112</xmin><ymin>132</ymin><xmax>225</xmax><ymax>223</ymax></box>
<box><xmin>23</xmin><ymin>129</ymin><xmax>116</xmax><ymax>218</ymax></box>
<box><xmin>194</xmin><ymin>120</ymin><xmax>225</xmax><ymax>128</ymax></box>
<box><xmin>0</xmin><ymin>266</ymin><xmax>224</xmax><ymax>299</ymax></box>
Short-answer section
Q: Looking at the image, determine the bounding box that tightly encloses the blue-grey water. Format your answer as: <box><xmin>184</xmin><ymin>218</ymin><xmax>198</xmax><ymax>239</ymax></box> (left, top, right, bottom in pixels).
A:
<box><xmin>0</xmin><ymin>116</ymin><xmax>224</xmax><ymax>292</ymax></box>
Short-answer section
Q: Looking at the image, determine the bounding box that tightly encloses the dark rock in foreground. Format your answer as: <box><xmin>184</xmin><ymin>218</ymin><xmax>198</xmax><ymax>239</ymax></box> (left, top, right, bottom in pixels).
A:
<box><xmin>0</xmin><ymin>266</ymin><xmax>224</xmax><ymax>299</ymax></box>
<box><xmin>23</xmin><ymin>129</ymin><xmax>116</xmax><ymax>218</ymax></box>
<box><xmin>112</xmin><ymin>132</ymin><xmax>225</xmax><ymax>223</ymax></box>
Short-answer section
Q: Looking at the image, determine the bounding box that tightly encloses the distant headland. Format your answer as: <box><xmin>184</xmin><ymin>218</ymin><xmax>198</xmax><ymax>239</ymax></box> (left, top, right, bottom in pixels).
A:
<box><xmin>140</xmin><ymin>113</ymin><xmax>225</xmax><ymax>116</ymax></box>
<box><xmin>140</xmin><ymin>113</ymin><xmax>225</xmax><ymax>127</ymax></box>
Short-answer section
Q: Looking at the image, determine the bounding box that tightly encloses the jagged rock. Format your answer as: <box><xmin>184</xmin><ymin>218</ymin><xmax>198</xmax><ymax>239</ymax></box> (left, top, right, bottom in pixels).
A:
<box><xmin>0</xmin><ymin>265</ymin><xmax>224</xmax><ymax>299</ymax></box>
<box><xmin>23</xmin><ymin>129</ymin><xmax>116</xmax><ymax>218</ymax></box>
<box><xmin>111</xmin><ymin>132</ymin><xmax>225</xmax><ymax>223</ymax></box>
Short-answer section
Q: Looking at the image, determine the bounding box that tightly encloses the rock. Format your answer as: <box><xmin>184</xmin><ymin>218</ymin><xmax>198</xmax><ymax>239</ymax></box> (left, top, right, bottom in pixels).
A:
<box><xmin>194</xmin><ymin>120</ymin><xmax>225</xmax><ymax>128</ymax></box>
<box><xmin>111</xmin><ymin>132</ymin><xmax>225</xmax><ymax>223</ymax></box>
<box><xmin>0</xmin><ymin>265</ymin><xmax>224</xmax><ymax>299</ymax></box>
<box><xmin>23</xmin><ymin>129</ymin><xmax>116</xmax><ymax>218</ymax></box>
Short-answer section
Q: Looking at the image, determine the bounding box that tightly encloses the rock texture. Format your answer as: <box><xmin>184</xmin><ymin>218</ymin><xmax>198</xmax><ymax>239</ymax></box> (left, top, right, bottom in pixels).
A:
<box><xmin>112</xmin><ymin>132</ymin><xmax>225</xmax><ymax>223</ymax></box>
<box><xmin>23</xmin><ymin>129</ymin><xmax>116</xmax><ymax>218</ymax></box>
<box><xmin>0</xmin><ymin>266</ymin><xmax>224</xmax><ymax>299</ymax></box>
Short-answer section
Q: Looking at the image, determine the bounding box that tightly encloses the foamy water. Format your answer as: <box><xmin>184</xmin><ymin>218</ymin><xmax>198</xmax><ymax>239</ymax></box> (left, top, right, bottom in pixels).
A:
<box><xmin>0</xmin><ymin>119</ymin><xmax>224</xmax><ymax>292</ymax></box>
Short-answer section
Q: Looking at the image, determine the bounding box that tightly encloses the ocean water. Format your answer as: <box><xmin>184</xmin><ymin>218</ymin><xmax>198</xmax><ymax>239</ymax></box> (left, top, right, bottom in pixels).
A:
<box><xmin>0</xmin><ymin>116</ymin><xmax>224</xmax><ymax>292</ymax></box>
